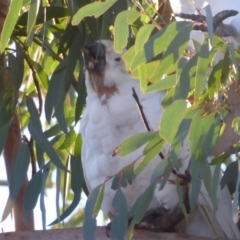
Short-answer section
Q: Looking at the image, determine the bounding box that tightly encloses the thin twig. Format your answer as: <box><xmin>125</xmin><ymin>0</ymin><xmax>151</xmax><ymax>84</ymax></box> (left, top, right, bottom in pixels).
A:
<box><xmin>24</xmin><ymin>52</ymin><xmax>43</xmax><ymax>115</ymax></box>
<box><xmin>23</xmin><ymin>135</ymin><xmax>37</xmax><ymax>177</ymax></box>
<box><xmin>132</xmin><ymin>87</ymin><xmax>165</xmax><ymax>159</ymax></box>
<box><xmin>132</xmin><ymin>87</ymin><xmax>191</xmax><ymax>179</ymax></box>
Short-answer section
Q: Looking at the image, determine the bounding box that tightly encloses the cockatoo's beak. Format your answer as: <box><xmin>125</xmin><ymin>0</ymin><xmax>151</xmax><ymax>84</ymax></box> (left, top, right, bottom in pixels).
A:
<box><xmin>82</xmin><ymin>42</ymin><xmax>106</xmax><ymax>74</ymax></box>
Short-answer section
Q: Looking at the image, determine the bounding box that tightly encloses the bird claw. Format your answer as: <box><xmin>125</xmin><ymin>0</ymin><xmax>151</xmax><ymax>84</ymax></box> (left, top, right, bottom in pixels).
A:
<box><xmin>105</xmin><ymin>222</ymin><xmax>111</xmax><ymax>238</ymax></box>
<box><xmin>171</xmin><ymin>169</ymin><xmax>191</xmax><ymax>186</ymax></box>
<box><xmin>175</xmin><ymin>9</ymin><xmax>239</xmax><ymax>37</ymax></box>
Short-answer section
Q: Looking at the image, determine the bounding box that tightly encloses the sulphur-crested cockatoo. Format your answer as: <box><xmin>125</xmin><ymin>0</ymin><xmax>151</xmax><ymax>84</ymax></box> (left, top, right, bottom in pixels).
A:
<box><xmin>80</xmin><ymin>40</ymin><xmax>239</xmax><ymax>238</ymax></box>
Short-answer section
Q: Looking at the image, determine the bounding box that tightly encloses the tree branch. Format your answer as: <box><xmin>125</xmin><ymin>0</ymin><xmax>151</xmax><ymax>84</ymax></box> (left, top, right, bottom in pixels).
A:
<box><xmin>0</xmin><ymin>227</ymin><xmax>236</xmax><ymax>240</ymax></box>
<box><xmin>213</xmin><ymin>81</ymin><xmax>240</xmax><ymax>156</ymax></box>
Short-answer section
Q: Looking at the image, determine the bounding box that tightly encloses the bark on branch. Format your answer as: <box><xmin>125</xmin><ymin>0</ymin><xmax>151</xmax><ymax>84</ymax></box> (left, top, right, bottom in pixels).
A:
<box><xmin>0</xmin><ymin>227</ymin><xmax>236</xmax><ymax>240</ymax></box>
<box><xmin>214</xmin><ymin>81</ymin><xmax>240</xmax><ymax>156</ymax></box>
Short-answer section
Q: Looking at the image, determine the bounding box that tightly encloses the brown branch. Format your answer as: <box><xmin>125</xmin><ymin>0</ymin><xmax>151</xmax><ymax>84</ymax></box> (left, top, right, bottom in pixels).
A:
<box><xmin>24</xmin><ymin>53</ymin><xmax>42</xmax><ymax>115</ymax></box>
<box><xmin>213</xmin><ymin>81</ymin><xmax>240</xmax><ymax>156</ymax></box>
<box><xmin>0</xmin><ymin>227</ymin><xmax>236</xmax><ymax>240</ymax></box>
<box><xmin>23</xmin><ymin>136</ymin><xmax>37</xmax><ymax>177</ymax></box>
<box><xmin>3</xmin><ymin>115</ymin><xmax>34</xmax><ymax>231</ymax></box>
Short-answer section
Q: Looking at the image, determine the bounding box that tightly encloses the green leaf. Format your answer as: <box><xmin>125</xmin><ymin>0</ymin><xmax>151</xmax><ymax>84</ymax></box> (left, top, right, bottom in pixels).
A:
<box><xmin>229</xmin><ymin>43</ymin><xmax>238</xmax><ymax>79</ymax></box>
<box><xmin>116</xmin><ymin>132</ymin><xmax>156</xmax><ymax>157</ymax></box>
<box><xmin>32</xmin><ymin>61</ymin><xmax>49</xmax><ymax>91</ymax></box>
<box><xmin>83</xmin><ymin>185</ymin><xmax>101</xmax><ymax>240</ymax></box>
<box><xmin>111</xmin><ymin>165</ymin><xmax>136</xmax><ymax>190</ymax></box>
<box><xmin>154</xmin><ymin>26</ymin><xmax>191</xmax><ymax>80</ymax></box>
<box><xmin>134</xmin><ymin>24</ymin><xmax>155</xmax><ymax>52</ymax></box>
<box><xmin>150</xmin><ymin>158</ymin><xmax>169</xmax><ymax>184</ymax></box>
<box><xmin>159</xmin><ymin>160</ymin><xmax>173</xmax><ymax>190</ymax></box>
<box><xmin>111</xmin><ymin>189</ymin><xmax>128</xmax><ymax>240</ymax></box>
<box><xmin>40</xmin><ymin>161</ymin><xmax>51</xmax><ymax>230</ymax></box>
<box><xmin>211</xmin><ymin>162</ymin><xmax>221</xmax><ymax>213</ymax></box>
<box><xmin>171</xmin><ymin>106</ymin><xmax>199</xmax><ymax>168</ymax></box>
<box><xmin>18</xmin><ymin>7</ymin><xmax>70</xmax><ymax>26</ymax></box>
<box><xmin>189</xmin><ymin>109</ymin><xmax>203</xmax><ymax>158</ymax></box>
<box><xmin>135</xmin><ymin>133</ymin><xmax>164</xmax><ymax>176</ymax></box>
<box><xmin>194</xmin><ymin>42</ymin><xmax>212</xmax><ymax>100</ymax></box>
<box><xmin>220</xmin><ymin>161</ymin><xmax>238</xmax><ymax>190</ymax></box>
<box><xmin>189</xmin><ymin>158</ymin><xmax>203</xmax><ymax>207</ymax></box>
<box><xmin>205</xmin><ymin>4</ymin><xmax>214</xmax><ymax>43</ymax></box>
<box><xmin>49</xmin><ymin>155</ymin><xmax>82</xmax><ymax>225</ymax></box>
<box><xmin>146</xmin><ymin>75</ymin><xmax>176</xmax><ymax>93</ymax></box>
<box><xmin>58</xmin><ymin>129</ymin><xmax>76</xmax><ymax>150</ymax></box>
<box><xmin>75</xmin><ymin>61</ymin><xmax>87</xmax><ymax>122</ymax></box>
<box><xmin>122</xmin><ymin>46</ymin><xmax>136</xmax><ymax>70</ymax></box>
<box><xmin>128</xmin><ymin>184</ymin><xmax>155</xmax><ymax>239</ymax></box>
<box><xmin>131</xmin><ymin>21</ymin><xmax>192</xmax><ymax>70</ymax></box>
<box><xmin>174</xmin><ymin>54</ymin><xmax>198</xmax><ymax>100</ymax></box>
<box><xmin>0</xmin><ymin>0</ymin><xmax>23</xmax><ymax>53</ymax></box>
<box><xmin>10</xmin><ymin>42</ymin><xmax>24</xmax><ymax>90</ymax></box>
<box><xmin>22</xmin><ymin>170</ymin><xmax>42</xmax><ymax>226</ymax></box>
<box><xmin>160</xmin><ymin>100</ymin><xmax>187</xmax><ymax>143</ymax></box>
<box><xmin>26</xmin><ymin>0</ymin><xmax>40</xmax><ymax>46</ymax></box>
<box><xmin>0</xmin><ymin>122</ymin><xmax>11</xmax><ymax>154</ymax></box>
<box><xmin>138</xmin><ymin>64</ymin><xmax>148</xmax><ymax>92</ymax></box>
<box><xmin>114</xmin><ymin>10</ymin><xmax>140</xmax><ymax>53</ymax></box>
<box><xmin>9</xmin><ymin>142</ymin><xmax>30</xmax><ymax>200</ymax></box>
<box><xmin>45</xmin><ymin>60</ymin><xmax>66</xmax><ymax>125</ymax></box>
<box><xmin>27</xmin><ymin>98</ymin><xmax>67</xmax><ymax>171</ymax></box>
<box><xmin>74</xmin><ymin>134</ymin><xmax>82</xmax><ymax>157</ymax></box>
<box><xmin>201</xmin><ymin>114</ymin><xmax>221</xmax><ymax>157</ymax></box>
<box><xmin>93</xmin><ymin>184</ymin><xmax>105</xmax><ymax>217</ymax></box>
<box><xmin>44</xmin><ymin>117</ymin><xmax>75</xmax><ymax>138</ymax></box>
<box><xmin>72</xmin><ymin>0</ymin><xmax>117</xmax><ymax>25</ymax></box>
<box><xmin>232</xmin><ymin>168</ymin><xmax>240</xmax><ymax>223</ymax></box>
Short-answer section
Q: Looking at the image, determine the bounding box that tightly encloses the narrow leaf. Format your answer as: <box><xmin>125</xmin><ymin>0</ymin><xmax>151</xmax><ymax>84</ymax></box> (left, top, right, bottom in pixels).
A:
<box><xmin>160</xmin><ymin>100</ymin><xmax>187</xmax><ymax>143</ymax></box>
<box><xmin>93</xmin><ymin>184</ymin><xmax>105</xmax><ymax>217</ymax></box>
<box><xmin>131</xmin><ymin>22</ymin><xmax>192</xmax><ymax>70</ymax></box>
<box><xmin>27</xmin><ymin>98</ymin><xmax>67</xmax><ymax>170</ymax></box>
<box><xmin>72</xmin><ymin>0</ymin><xmax>117</xmax><ymax>25</ymax></box>
<box><xmin>114</xmin><ymin>10</ymin><xmax>140</xmax><ymax>53</ymax></box>
<box><xmin>128</xmin><ymin>184</ymin><xmax>155</xmax><ymax>239</ymax></box>
<box><xmin>26</xmin><ymin>0</ymin><xmax>40</xmax><ymax>46</ymax></box>
<box><xmin>116</xmin><ymin>132</ymin><xmax>156</xmax><ymax>157</ymax></box>
<box><xmin>146</xmin><ymin>75</ymin><xmax>177</xmax><ymax>93</ymax></box>
<box><xmin>0</xmin><ymin>0</ymin><xmax>23</xmax><ymax>52</ymax></box>
<box><xmin>9</xmin><ymin>142</ymin><xmax>30</xmax><ymax>200</ymax></box>
<box><xmin>194</xmin><ymin>42</ymin><xmax>210</xmax><ymax>100</ymax></box>
<box><xmin>22</xmin><ymin>170</ymin><xmax>42</xmax><ymax>226</ymax></box>
<box><xmin>83</xmin><ymin>185</ymin><xmax>101</xmax><ymax>240</ymax></box>
<box><xmin>135</xmin><ymin>133</ymin><xmax>164</xmax><ymax>175</ymax></box>
<box><xmin>111</xmin><ymin>189</ymin><xmax>128</xmax><ymax>240</ymax></box>
<box><xmin>189</xmin><ymin>109</ymin><xmax>203</xmax><ymax>158</ymax></box>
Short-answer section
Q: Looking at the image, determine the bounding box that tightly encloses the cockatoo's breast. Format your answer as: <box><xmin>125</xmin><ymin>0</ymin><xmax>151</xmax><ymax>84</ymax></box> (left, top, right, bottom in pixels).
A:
<box><xmin>81</xmin><ymin>77</ymin><xmax>165</xmax><ymax>187</ymax></box>
<box><xmin>81</xmin><ymin>74</ymin><xmax>166</xmax><ymax>216</ymax></box>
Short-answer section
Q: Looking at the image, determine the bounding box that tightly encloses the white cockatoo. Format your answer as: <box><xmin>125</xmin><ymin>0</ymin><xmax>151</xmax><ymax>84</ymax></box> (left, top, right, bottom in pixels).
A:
<box><xmin>169</xmin><ymin>0</ymin><xmax>240</xmax><ymax>46</ymax></box>
<box><xmin>80</xmin><ymin>39</ymin><xmax>240</xmax><ymax>238</ymax></box>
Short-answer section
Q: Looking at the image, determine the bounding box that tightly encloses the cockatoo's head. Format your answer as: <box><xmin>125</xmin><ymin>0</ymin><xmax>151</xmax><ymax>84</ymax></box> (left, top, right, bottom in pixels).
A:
<box><xmin>82</xmin><ymin>40</ymin><xmax>130</xmax><ymax>98</ymax></box>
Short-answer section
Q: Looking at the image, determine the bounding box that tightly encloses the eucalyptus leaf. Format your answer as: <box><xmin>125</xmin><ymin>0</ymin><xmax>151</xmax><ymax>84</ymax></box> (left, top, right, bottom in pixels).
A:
<box><xmin>72</xmin><ymin>0</ymin><xmax>117</xmax><ymax>25</ymax></box>
<box><xmin>116</xmin><ymin>132</ymin><xmax>156</xmax><ymax>157</ymax></box>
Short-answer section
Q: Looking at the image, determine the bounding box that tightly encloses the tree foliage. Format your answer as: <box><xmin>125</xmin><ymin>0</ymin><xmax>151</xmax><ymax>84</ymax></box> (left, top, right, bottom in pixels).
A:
<box><xmin>0</xmin><ymin>0</ymin><xmax>240</xmax><ymax>239</ymax></box>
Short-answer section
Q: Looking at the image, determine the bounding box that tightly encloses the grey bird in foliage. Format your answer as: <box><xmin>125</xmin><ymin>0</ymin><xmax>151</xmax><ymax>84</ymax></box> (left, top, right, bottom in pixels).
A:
<box><xmin>80</xmin><ymin>40</ymin><xmax>239</xmax><ymax>238</ymax></box>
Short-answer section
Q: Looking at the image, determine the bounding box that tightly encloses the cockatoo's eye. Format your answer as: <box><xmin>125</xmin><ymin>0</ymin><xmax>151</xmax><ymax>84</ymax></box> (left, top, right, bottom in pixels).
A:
<box><xmin>114</xmin><ymin>57</ymin><xmax>121</xmax><ymax>62</ymax></box>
